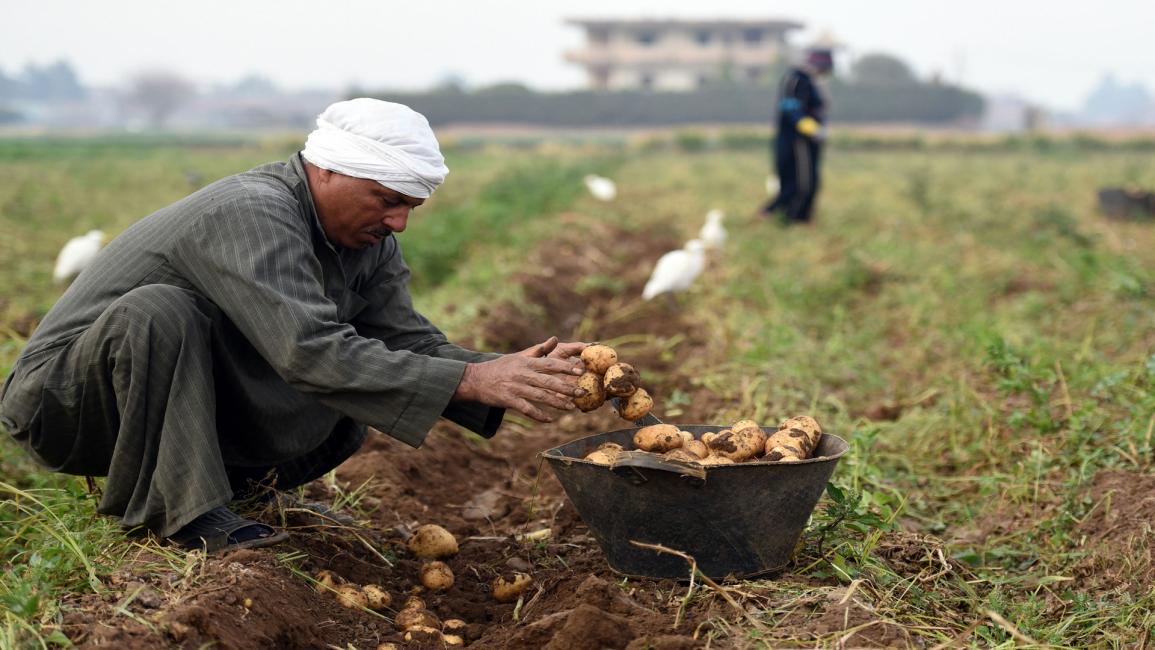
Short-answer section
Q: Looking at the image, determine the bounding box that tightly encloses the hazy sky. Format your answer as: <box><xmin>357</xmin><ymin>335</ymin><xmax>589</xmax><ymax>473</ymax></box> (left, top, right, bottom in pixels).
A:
<box><xmin>3</xmin><ymin>0</ymin><xmax>1154</xmax><ymax>111</ymax></box>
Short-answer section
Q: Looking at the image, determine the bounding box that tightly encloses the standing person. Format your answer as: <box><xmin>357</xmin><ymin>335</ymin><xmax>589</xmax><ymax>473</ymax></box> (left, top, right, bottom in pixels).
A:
<box><xmin>762</xmin><ymin>48</ymin><xmax>834</xmax><ymax>224</ymax></box>
<box><xmin>0</xmin><ymin>98</ymin><xmax>589</xmax><ymax>552</ymax></box>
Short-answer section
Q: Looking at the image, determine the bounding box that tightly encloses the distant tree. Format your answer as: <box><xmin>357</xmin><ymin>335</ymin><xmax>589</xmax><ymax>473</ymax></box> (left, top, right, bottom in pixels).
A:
<box><xmin>126</xmin><ymin>70</ymin><xmax>195</xmax><ymax>128</ymax></box>
<box><xmin>851</xmin><ymin>53</ymin><xmax>917</xmax><ymax>85</ymax></box>
<box><xmin>431</xmin><ymin>73</ymin><xmax>468</xmax><ymax>94</ymax></box>
<box><xmin>25</xmin><ymin>60</ymin><xmax>87</xmax><ymax>100</ymax></box>
<box><xmin>228</xmin><ymin>74</ymin><xmax>279</xmax><ymax>98</ymax></box>
<box><xmin>0</xmin><ymin>67</ymin><xmax>18</xmax><ymax>101</ymax></box>
<box><xmin>475</xmin><ymin>82</ymin><xmax>533</xmax><ymax>95</ymax></box>
<box><xmin>1082</xmin><ymin>73</ymin><xmax>1153</xmax><ymax>125</ymax></box>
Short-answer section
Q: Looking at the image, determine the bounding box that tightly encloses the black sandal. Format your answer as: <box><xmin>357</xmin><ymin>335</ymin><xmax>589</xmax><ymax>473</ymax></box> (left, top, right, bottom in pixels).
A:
<box><xmin>169</xmin><ymin>506</ymin><xmax>289</xmax><ymax>552</ymax></box>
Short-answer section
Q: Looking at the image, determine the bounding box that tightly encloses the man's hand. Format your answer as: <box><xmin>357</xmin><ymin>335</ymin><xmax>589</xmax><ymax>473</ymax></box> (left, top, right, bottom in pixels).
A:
<box><xmin>518</xmin><ymin>337</ymin><xmax>587</xmax><ymax>362</ymax></box>
<box><xmin>455</xmin><ymin>337</ymin><xmax>589</xmax><ymax>423</ymax></box>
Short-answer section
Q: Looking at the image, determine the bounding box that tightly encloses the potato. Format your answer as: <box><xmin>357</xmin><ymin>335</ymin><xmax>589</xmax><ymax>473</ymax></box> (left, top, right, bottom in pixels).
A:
<box><xmin>765</xmin><ymin>426</ymin><xmax>814</xmax><ymax>457</ymax></box>
<box><xmin>662</xmin><ymin>449</ymin><xmax>700</xmax><ymax>463</ymax></box>
<box><xmin>573</xmin><ymin>372</ymin><xmax>607</xmax><ymax>412</ymax></box>
<box><xmin>314</xmin><ymin>569</ymin><xmax>340</xmax><ymax>592</ymax></box>
<box><xmin>408</xmin><ymin>524</ymin><xmax>459</xmax><ymax>559</ymax></box>
<box><xmin>361</xmin><ymin>584</ymin><xmax>392</xmax><ymax>610</ymax></box>
<box><xmin>402</xmin><ymin>595</ymin><xmax>426</xmax><ymax>611</ymax></box>
<box><xmin>678</xmin><ymin>430</ymin><xmax>694</xmax><ymax>444</ymax></box>
<box><xmin>705</xmin><ymin>427</ymin><xmax>764</xmax><ymax>462</ymax></box>
<box><xmin>683</xmin><ymin>439</ymin><xmax>709</xmax><ymax>459</ymax></box>
<box><xmin>781</xmin><ymin>415</ymin><xmax>823</xmax><ymax>450</ymax></box>
<box><xmin>404</xmin><ymin>626</ymin><xmax>441</xmax><ymax>642</ymax></box>
<box><xmin>581</xmin><ymin>344</ymin><xmax>619</xmax><ymax>374</ymax></box>
<box><xmin>395</xmin><ymin>608</ymin><xmax>441</xmax><ymax>631</ymax></box>
<box><xmin>765</xmin><ymin>445</ymin><xmax>803</xmax><ymax>462</ymax></box>
<box><xmin>616</xmin><ymin>388</ymin><xmax>654</xmax><ymax>421</ymax></box>
<box><xmin>334</xmin><ymin>584</ymin><xmax>368</xmax><ymax>609</ymax></box>
<box><xmin>733</xmin><ymin>419</ymin><xmax>760</xmax><ymax>433</ymax></box>
<box><xmin>584</xmin><ymin>450</ymin><xmax>617</xmax><ymax>465</ymax></box>
<box><xmin>633</xmin><ymin>423</ymin><xmax>682</xmax><ymax>452</ymax></box>
<box><xmin>420</xmin><ymin>561</ymin><xmax>454</xmax><ymax>592</ymax></box>
<box><xmin>492</xmin><ymin>573</ymin><xmax>533</xmax><ymax>603</ymax></box>
<box><xmin>443</xmin><ymin>634</ymin><xmax>465</xmax><ymax>646</ymax></box>
<box><xmin>583</xmin><ymin>441</ymin><xmax>623</xmax><ymax>465</ymax></box>
<box><xmin>701</xmin><ymin>429</ymin><xmax>727</xmax><ymax>446</ymax></box>
<box><xmin>733</xmin><ymin>421</ymin><xmax>767</xmax><ymax>453</ymax></box>
<box><xmin>603</xmin><ymin>363</ymin><xmax>641</xmax><ymax>397</ymax></box>
<box><xmin>442</xmin><ymin>619</ymin><xmax>467</xmax><ymax>633</ymax></box>
<box><xmin>699</xmin><ymin>455</ymin><xmax>735</xmax><ymax>465</ymax></box>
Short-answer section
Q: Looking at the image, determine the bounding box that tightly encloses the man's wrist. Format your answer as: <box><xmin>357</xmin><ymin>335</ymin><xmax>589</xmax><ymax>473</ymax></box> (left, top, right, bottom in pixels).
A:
<box><xmin>454</xmin><ymin>363</ymin><xmax>479</xmax><ymax>402</ymax></box>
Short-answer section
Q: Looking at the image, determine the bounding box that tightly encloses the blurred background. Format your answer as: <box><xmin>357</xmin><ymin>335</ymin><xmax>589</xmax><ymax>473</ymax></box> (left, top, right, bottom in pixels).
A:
<box><xmin>2</xmin><ymin>0</ymin><xmax>1154</xmax><ymax>134</ymax></box>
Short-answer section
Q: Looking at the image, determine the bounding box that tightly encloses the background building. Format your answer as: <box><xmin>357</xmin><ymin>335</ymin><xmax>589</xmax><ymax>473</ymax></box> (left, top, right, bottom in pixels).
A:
<box><xmin>565</xmin><ymin>18</ymin><xmax>804</xmax><ymax>91</ymax></box>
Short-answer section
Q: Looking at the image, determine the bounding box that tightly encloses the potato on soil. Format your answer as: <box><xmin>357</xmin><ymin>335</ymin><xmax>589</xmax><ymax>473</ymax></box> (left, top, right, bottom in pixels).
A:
<box><xmin>402</xmin><ymin>595</ymin><xmax>426</xmax><ymax>611</ymax></box>
<box><xmin>420</xmin><ymin>561</ymin><xmax>455</xmax><ymax>592</ymax></box>
<box><xmin>573</xmin><ymin>372</ymin><xmax>607</xmax><ymax>412</ymax></box>
<box><xmin>683</xmin><ymin>439</ymin><xmax>709</xmax><ymax>459</ymax></box>
<box><xmin>395</xmin><ymin>608</ymin><xmax>441</xmax><ymax>631</ymax></box>
<box><xmin>580</xmin><ymin>344</ymin><xmax>619</xmax><ymax>374</ymax></box>
<box><xmin>361</xmin><ymin>584</ymin><xmax>392</xmax><ymax>610</ymax></box>
<box><xmin>705</xmin><ymin>427</ymin><xmax>764</xmax><ymax>462</ymax></box>
<box><xmin>583</xmin><ymin>441</ymin><xmax>623</xmax><ymax>465</ymax></box>
<box><xmin>492</xmin><ymin>573</ymin><xmax>533</xmax><ymax>603</ymax></box>
<box><xmin>334</xmin><ymin>584</ymin><xmax>368</xmax><ymax>609</ymax></box>
<box><xmin>616</xmin><ymin>387</ymin><xmax>654</xmax><ymax>421</ymax></box>
<box><xmin>633</xmin><ymin>423</ymin><xmax>683</xmax><ymax>452</ymax></box>
<box><xmin>314</xmin><ymin>569</ymin><xmax>340</xmax><ymax>592</ymax></box>
<box><xmin>603</xmin><ymin>362</ymin><xmax>641</xmax><ymax>397</ymax></box>
<box><xmin>443</xmin><ymin>634</ymin><xmax>465</xmax><ymax>646</ymax></box>
<box><xmin>443</xmin><ymin>619</ymin><xmax>468</xmax><ymax>632</ymax></box>
<box><xmin>403</xmin><ymin>626</ymin><xmax>442</xmax><ymax>642</ymax></box>
<box><xmin>408</xmin><ymin>524</ymin><xmax>459</xmax><ymax>559</ymax></box>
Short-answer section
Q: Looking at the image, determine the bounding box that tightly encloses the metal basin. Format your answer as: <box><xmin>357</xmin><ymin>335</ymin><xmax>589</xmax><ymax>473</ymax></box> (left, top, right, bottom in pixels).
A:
<box><xmin>541</xmin><ymin>425</ymin><xmax>848</xmax><ymax>579</ymax></box>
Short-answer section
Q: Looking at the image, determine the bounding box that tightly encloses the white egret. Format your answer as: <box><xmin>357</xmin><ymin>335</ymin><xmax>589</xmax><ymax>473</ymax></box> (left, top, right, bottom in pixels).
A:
<box><xmin>642</xmin><ymin>239</ymin><xmax>707</xmax><ymax>301</ymax></box>
<box><xmin>766</xmin><ymin>175</ymin><xmax>780</xmax><ymax>195</ymax></box>
<box><xmin>698</xmin><ymin>209</ymin><xmax>727</xmax><ymax>249</ymax></box>
<box><xmin>584</xmin><ymin>174</ymin><xmax>617</xmax><ymax>202</ymax></box>
<box><xmin>53</xmin><ymin>230</ymin><xmax>105</xmax><ymax>284</ymax></box>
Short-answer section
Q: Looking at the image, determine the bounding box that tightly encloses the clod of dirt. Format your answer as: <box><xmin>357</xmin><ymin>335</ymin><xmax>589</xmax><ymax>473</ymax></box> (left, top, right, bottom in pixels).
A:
<box><xmin>462</xmin><ymin>488</ymin><xmax>509</xmax><ymax>521</ymax></box>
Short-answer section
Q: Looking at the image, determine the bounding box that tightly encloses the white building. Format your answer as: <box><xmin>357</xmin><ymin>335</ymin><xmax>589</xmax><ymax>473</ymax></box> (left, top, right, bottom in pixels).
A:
<box><xmin>566</xmin><ymin>18</ymin><xmax>804</xmax><ymax>92</ymax></box>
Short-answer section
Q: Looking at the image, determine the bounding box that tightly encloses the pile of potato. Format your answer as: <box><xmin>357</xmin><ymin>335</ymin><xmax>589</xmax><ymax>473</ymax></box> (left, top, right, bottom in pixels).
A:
<box><xmin>317</xmin><ymin>522</ymin><xmax>535</xmax><ymax>648</ymax></box>
<box><xmin>574</xmin><ymin>344</ymin><xmax>654</xmax><ymax>421</ymax></box>
<box><xmin>583</xmin><ymin>415</ymin><xmax>823</xmax><ymax>466</ymax></box>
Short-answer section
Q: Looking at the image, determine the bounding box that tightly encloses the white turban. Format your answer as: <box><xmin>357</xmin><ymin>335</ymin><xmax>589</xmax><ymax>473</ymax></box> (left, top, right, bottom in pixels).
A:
<box><xmin>302</xmin><ymin>98</ymin><xmax>448</xmax><ymax>199</ymax></box>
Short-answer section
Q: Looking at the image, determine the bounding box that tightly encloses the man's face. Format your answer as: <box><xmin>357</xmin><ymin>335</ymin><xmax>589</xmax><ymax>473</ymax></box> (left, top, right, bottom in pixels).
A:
<box><xmin>309</xmin><ymin>167</ymin><xmax>425</xmax><ymax>249</ymax></box>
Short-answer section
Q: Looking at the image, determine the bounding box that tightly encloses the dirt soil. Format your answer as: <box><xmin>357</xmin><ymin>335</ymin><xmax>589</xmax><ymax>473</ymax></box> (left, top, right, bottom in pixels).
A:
<box><xmin>1071</xmin><ymin>470</ymin><xmax>1155</xmax><ymax>594</ymax></box>
<box><xmin>58</xmin><ymin>218</ymin><xmax>904</xmax><ymax>649</ymax></box>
